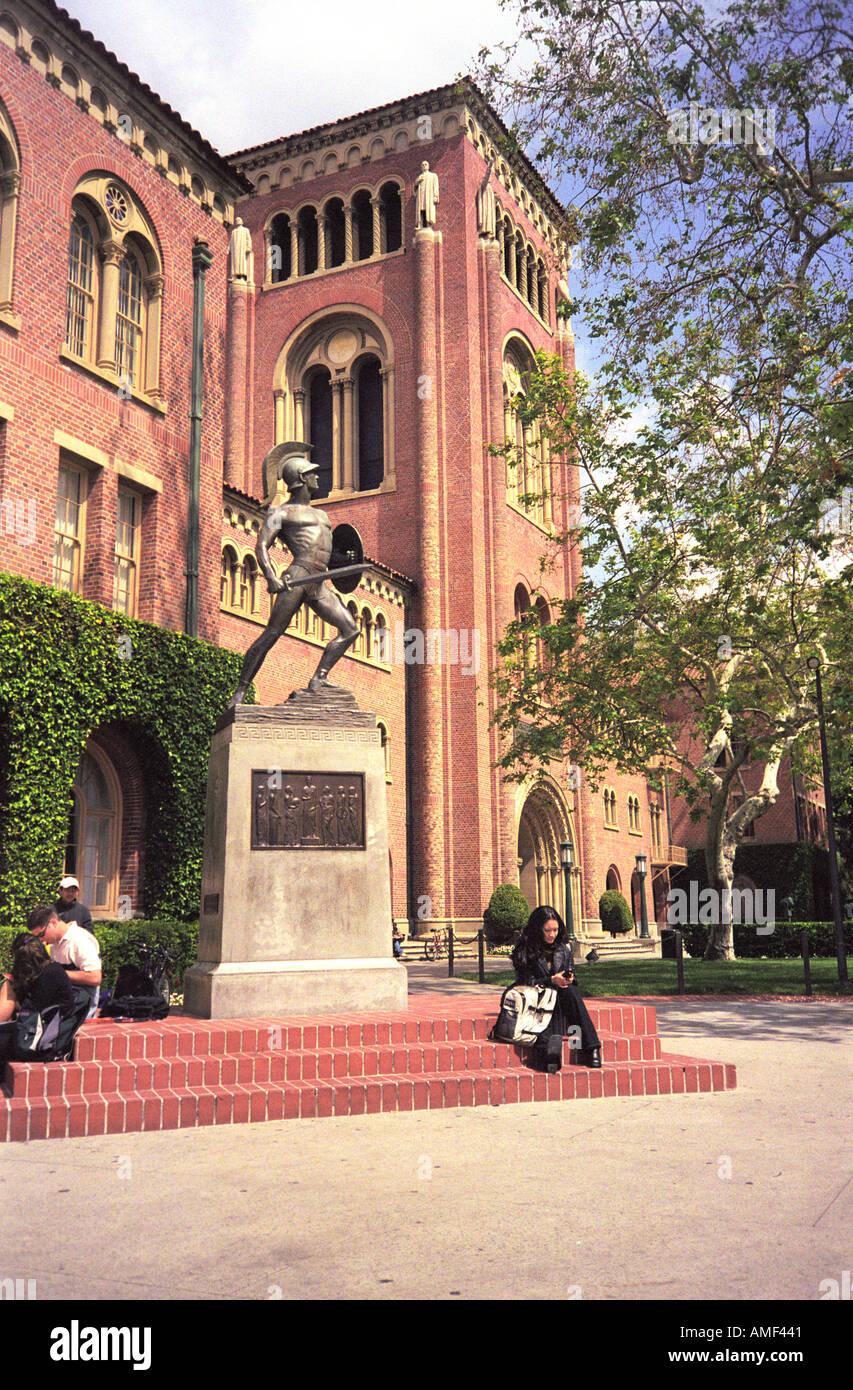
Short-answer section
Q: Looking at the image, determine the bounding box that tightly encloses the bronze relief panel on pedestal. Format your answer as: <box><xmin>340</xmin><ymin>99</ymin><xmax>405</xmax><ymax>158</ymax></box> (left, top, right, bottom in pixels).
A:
<box><xmin>251</xmin><ymin>770</ymin><xmax>365</xmax><ymax>850</ymax></box>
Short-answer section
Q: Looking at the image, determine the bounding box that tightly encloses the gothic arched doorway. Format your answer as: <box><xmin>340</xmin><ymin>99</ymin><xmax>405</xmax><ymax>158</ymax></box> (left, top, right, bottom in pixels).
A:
<box><xmin>516</xmin><ymin>781</ymin><xmax>580</xmax><ymax>929</ymax></box>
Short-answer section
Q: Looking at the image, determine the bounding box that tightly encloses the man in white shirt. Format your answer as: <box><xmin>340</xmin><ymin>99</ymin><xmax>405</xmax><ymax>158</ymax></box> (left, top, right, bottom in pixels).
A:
<box><xmin>27</xmin><ymin>905</ymin><xmax>102</xmax><ymax>1019</ymax></box>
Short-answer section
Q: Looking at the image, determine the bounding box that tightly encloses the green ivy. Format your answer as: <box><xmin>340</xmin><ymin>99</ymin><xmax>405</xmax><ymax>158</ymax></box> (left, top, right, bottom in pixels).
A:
<box><xmin>0</xmin><ymin>574</ymin><xmax>244</xmax><ymax>922</ymax></box>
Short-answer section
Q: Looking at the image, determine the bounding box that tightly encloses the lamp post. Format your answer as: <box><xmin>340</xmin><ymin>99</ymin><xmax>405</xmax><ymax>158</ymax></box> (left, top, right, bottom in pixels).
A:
<box><xmin>635</xmin><ymin>853</ymin><xmax>650</xmax><ymax>939</ymax></box>
<box><xmin>560</xmin><ymin>840</ymin><xmax>576</xmax><ymax>941</ymax></box>
<box><xmin>806</xmin><ymin>656</ymin><xmax>848</xmax><ymax>982</ymax></box>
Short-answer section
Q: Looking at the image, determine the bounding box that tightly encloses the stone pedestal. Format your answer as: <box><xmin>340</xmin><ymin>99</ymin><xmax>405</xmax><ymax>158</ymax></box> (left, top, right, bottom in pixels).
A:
<box><xmin>183</xmin><ymin>691</ymin><xmax>407</xmax><ymax>1018</ymax></box>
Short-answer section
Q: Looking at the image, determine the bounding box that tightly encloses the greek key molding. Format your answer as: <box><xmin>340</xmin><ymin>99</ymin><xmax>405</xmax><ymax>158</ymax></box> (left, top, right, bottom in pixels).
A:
<box><xmin>234</xmin><ymin>725</ymin><xmax>378</xmax><ymax>743</ymax></box>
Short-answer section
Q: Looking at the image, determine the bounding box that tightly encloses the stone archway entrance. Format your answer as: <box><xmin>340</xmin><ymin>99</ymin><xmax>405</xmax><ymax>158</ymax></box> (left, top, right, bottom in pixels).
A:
<box><xmin>516</xmin><ymin>781</ymin><xmax>580</xmax><ymax>928</ymax></box>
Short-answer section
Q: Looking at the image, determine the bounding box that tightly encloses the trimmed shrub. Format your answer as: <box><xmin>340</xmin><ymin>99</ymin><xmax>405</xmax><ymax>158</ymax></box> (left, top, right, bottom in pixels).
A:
<box><xmin>599</xmin><ymin>890</ymin><xmax>635</xmax><ymax>935</ymax></box>
<box><xmin>484</xmin><ymin>884</ymin><xmax>530</xmax><ymax>946</ymax></box>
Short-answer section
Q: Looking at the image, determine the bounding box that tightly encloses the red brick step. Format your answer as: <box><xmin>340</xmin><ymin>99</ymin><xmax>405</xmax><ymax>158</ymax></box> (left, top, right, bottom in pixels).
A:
<box><xmin>0</xmin><ymin>995</ymin><xmax>735</xmax><ymax>1142</ymax></box>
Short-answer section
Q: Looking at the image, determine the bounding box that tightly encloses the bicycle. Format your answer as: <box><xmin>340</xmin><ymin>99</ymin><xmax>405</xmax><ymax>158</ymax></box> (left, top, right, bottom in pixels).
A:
<box><xmin>423</xmin><ymin>928</ymin><xmax>448</xmax><ymax>961</ymax></box>
<box><xmin>135</xmin><ymin>939</ymin><xmax>174</xmax><ymax>1006</ymax></box>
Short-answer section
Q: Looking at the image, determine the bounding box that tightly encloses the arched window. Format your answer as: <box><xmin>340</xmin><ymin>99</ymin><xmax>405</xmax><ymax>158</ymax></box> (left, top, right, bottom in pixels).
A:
<box><xmin>63</xmin><ymin>177</ymin><xmax>163</xmax><ymax>403</ymax></box>
<box><xmin>65</xmin><ymin>746</ymin><xmax>121</xmax><ymax>917</ymax></box>
<box><xmin>274</xmin><ymin>311</ymin><xmax>395</xmax><ymax>497</ymax></box>
<box><xmin>0</xmin><ymin>98</ymin><xmax>21</xmax><ymax>325</ymax></box>
<box><xmin>352</xmin><ymin>189</ymin><xmax>373</xmax><ymax>260</ymax></box>
<box><xmin>503</xmin><ymin>342</ymin><xmax>550</xmax><ymax>526</ymax></box>
<box><xmin>379</xmin><ymin>182</ymin><xmax>402</xmax><ymax>253</ymax></box>
<box><xmin>297</xmin><ymin>206</ymin><xmax>318</xmax><ymax>275</ymax></box>
<box><xmin>269</xmin><ymin>213</ymin><xmax>292</xmax><ymax>283</ymax></box>
<box><xmin>323</xmin><ymin>197</ymin><xmax>346</xmax><ymax>268</ymax></box>
<box><xmin>220</xmin><ymin>545</ymin><xmax>239</xmax><ymax>608</ymax></box>
<box><xmin>604</xmin><ymin>788</ymin><xmax>618</xmax><ymax>827</ymax></box>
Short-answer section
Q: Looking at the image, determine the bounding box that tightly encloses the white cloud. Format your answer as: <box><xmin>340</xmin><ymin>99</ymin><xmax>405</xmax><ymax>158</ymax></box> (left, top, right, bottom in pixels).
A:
<box><xmin>63</xmin><ymin>0</ymin><xmax>515</xmax><ymax>153</ymax></box>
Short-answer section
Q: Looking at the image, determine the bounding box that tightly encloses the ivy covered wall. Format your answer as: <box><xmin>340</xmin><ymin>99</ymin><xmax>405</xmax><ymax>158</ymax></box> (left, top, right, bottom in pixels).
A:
<box><xmin>0</xmin><ymin>574</ymin><xmax>244</xmax><ymax>922</ymax></box>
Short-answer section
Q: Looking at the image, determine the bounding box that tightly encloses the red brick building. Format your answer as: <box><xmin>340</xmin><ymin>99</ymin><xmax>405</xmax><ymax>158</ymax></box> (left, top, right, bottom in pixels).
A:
<box><xmin>0</xmin><ymin>2</ymin><xmax>823</xmax><ymax>940</ymax></box>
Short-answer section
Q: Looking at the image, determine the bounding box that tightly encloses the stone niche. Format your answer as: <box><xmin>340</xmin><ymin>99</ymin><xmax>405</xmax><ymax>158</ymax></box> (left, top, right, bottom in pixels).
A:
<box><xmin>183</xmin><ymin>692</ymin><xmax>407</xmax><ymax>1018</ymax></box>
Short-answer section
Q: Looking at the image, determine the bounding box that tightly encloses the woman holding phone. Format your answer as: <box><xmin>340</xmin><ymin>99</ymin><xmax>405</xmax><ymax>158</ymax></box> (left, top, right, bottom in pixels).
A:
<box><xmin>511</xmin><ymin>905</ymin><xmax>602</xmax><ymax>1068</ymax></box>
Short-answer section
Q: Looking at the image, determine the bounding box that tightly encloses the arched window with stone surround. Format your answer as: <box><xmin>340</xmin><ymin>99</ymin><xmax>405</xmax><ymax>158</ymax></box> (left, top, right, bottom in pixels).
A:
<box><xmin>351</xmin><ymin>189</ymin><xmax>373</xmax><ymax>260</ymax></box>
<box><xmin>323</xmin><ymin>197</ymin><xmax>346</xmax><ymax>268</ymax></box>
<box><xmin>221</xmin><ymin>545</ymin><xmax>239</xmax><ymax>608</ymax></box>
<box><xmin>297</xmin><ymin>205</ymin><xmax>319</xmax><ymax>275</ymax></box>
<box><xmin>503</xmin><ymin>340</ymin><xmax>550</xmax><ymax>526</ymax></box>
<box><xmin>378</xmin><ymin>182</ymin><xmax>402</xmax><ymax>253</ymax></box>
<box><xmin>0</xmin><ymin>96</ymin><xmax>21</xmax><ymax>326</ymax></box>
<box><xmin>269</xmin><ymin>212</ymin><xmax>292</xmax><ymax>283</ymax></box>
<box><xmin>65</xmin><ymin>745</ymin><xmax>122</xmax><ymax>917</ymax></box>
<box><xmin>63</xmin><ymin>176</ymin><xmax>163</xmax><ymax>404</ymax></box>
<box><xmin>273</xmin><ymin>311</ymin><xmax>395</xmax><ymax>498</ymax></box>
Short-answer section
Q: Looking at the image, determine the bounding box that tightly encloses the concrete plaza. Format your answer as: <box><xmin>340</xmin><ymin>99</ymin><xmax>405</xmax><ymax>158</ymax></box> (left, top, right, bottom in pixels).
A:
<box><xmin>2</xmin><ymin>981</ymin><xmax>850</xmax><ymax>1302</ymax></box>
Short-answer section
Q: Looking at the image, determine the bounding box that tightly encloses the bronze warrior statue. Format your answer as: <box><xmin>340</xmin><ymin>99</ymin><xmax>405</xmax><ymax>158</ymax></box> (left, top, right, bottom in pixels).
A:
<box><xmin>228</xmin><ymin>448</ymin><xmax>361</xmax><ymax>707</ymax></box>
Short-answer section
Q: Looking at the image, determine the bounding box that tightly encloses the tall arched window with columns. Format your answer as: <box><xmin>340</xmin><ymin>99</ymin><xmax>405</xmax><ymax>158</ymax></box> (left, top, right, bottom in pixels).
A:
<box><xmin>503</xmin><ymin>340</ymin><xmax>551</xmax><ymax>527</ymax></box>
<box><xmin>63</xmin><ymin>176</ymin><xmax>163</xmax><ymax>405</ymax></box>
<box><xmin>273</xmin><ymin>312</ymin><xmax>395</xmax><ymax>498</ymax></box>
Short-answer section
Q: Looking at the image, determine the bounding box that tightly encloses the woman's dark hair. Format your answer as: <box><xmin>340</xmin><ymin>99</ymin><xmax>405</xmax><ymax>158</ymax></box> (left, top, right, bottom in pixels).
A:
<box><xmin>512</xmin><ymin>905</ymin><xmax>569</xmax><ymax>974</ymax></box>
<box><xmin>11</xmin><ymin>932</ymin><xmax>50</xmax><ymax>1001</ymax></box>
<box><xmin>523</xmin><ymin>905</ymin><xmax>568</xmax><ymax>946</ymax></box>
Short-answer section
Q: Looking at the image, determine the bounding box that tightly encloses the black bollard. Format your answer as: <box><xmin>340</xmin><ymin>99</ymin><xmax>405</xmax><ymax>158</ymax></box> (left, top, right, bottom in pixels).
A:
<box><xmin>801</xmin><ymin>929</ymin><xmax>812</xmax><ymax>998</ymax></box>
<box><xmin>478</xmin><ymin>929</ymin><xmax>485</xmax><ymax>984</ymax></box>
<box><xmin>448</xmin><ymin>926</ymin><xmax>455</xmax><ymax>978</ymax></box>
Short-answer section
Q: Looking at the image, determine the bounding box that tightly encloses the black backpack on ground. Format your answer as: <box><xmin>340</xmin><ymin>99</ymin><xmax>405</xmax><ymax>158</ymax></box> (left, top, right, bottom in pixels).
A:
<box><xmin>100</xmin><ymin>964</ymin><xmax>169</xmax><ymax>1021</ymax></box>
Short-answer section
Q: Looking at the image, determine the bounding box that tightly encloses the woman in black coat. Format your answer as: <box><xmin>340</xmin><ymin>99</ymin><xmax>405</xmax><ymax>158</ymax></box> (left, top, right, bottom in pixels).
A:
<box><xmin>512</xmin><ymin>906</ymin><xmax>602</xmax><ymax>1068</ymax></box>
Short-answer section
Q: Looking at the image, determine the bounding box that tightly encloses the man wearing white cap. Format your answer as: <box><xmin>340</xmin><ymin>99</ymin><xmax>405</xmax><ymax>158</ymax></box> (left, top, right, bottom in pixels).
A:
<box><xmin>55</xmin><ymin>876</ymin><xmax>95</xmax><ymax>935</ymax></box>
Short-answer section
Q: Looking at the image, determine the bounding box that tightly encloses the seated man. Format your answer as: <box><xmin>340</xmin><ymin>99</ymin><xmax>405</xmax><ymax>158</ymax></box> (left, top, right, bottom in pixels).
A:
<box><xmin>27</xmin><ymin>905</ymin><xmax>102</xmax><ymax>1020</ymax></box>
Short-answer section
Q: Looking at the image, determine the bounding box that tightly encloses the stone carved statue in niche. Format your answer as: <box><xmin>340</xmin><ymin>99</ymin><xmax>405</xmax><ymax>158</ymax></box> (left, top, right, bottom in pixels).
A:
<box><xmin>414</xmin><ymin>161</ymin><xmax>439</xmax><ymax>227</ymax></box>
<box><xmin>476</xmin><ymin>158</ymin><xmax>496</xmax><ymax>238</ymax></box>
<box><xmin>229</xmin><ymin>216</ymin><xmax>254</xmax><ymax>281</ymax></box>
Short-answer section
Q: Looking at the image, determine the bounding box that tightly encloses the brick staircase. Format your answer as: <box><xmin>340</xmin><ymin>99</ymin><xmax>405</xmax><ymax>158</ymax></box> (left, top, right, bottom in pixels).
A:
<box><xmin>0</xmin><ymin>994</ymin><xmax>736</xmax><ymax>1142</ymax></box>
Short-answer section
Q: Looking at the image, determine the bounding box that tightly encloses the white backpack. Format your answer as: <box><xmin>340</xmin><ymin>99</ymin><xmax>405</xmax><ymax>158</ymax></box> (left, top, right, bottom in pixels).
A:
<box><xmin>492</xmin><ymin>984</ymin><xmax>557</xmax><ymax>1046</ymax></box>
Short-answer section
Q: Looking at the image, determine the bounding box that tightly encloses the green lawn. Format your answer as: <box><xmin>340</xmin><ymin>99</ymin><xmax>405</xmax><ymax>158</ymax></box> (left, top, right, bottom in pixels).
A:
<box><xmin>462</xmin><ymin>956</ymin><xmax>853</xmax><ymax>997</ymax></box>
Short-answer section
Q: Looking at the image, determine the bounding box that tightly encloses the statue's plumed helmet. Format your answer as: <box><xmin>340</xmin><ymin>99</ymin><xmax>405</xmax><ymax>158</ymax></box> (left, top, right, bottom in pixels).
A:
<box><xmin>281</xmin><ymin>456</ymin><xmax>318</xmax><ymax>491</ymax></box>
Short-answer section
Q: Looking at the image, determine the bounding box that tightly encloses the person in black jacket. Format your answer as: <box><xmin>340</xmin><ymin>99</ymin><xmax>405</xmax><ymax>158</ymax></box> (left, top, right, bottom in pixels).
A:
<box><xmin>55</xmin><ymin>875</ymin><xmax>95</xmax><ymax>934</ymax></box>
<box><xmin>0</xmin><ymin>933</ymin><xmax>90</xmax><ymax>1062</ymax></box>
<box><xmin>512</xmin><ymin>905</ymin><xmax>602</xmax><ymax>1068</ymax></box>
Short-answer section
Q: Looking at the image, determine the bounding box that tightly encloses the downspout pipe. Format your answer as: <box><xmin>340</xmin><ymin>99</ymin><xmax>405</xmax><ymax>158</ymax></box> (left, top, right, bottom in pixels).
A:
<box><xmin>186</xmin><ymin>238</ymin><xmax>213</xmax><ymax>637</ymax></box>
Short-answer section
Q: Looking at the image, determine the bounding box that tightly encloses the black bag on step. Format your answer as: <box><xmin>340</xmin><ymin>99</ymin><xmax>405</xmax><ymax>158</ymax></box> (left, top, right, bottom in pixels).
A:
<box><xmin>100</xmin><ymin>964</ymin><xmax>169</xmax><ymax>1021</ymax></box>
